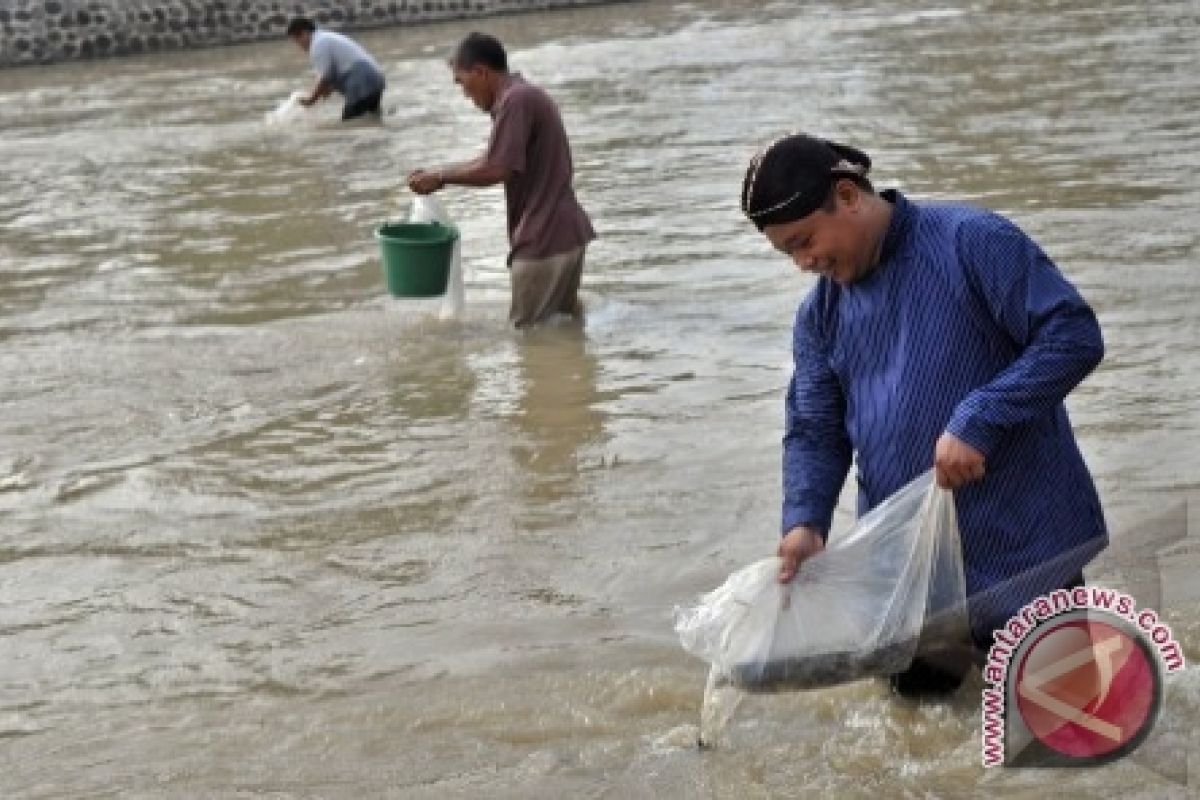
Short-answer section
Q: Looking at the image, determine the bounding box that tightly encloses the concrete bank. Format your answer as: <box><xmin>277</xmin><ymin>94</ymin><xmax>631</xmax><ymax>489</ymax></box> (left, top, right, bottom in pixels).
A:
<box><xmin>0</xmin><ymin>0</ymin><xmax>619</xmax><ymax>68</ymax></box>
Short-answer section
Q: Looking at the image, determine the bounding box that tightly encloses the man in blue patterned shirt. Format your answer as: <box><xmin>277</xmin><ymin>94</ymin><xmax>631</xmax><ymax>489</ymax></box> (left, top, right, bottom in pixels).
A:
<box><xmin>741</xmin><ymin>134</ymin><xmax>1108</xmax><ymax>698</ymax></box>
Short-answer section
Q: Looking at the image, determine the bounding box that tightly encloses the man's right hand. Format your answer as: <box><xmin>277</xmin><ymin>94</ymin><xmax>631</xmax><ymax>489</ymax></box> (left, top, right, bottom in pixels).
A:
<box><xmin>407</xmin><ymin>169</ymin><xmax>444</xmax><ymax>195</ymax></box>
<box><xmin>777</xmin><ymin>525</ymin><xmax>825</xmax><ymax>583</ymax></box>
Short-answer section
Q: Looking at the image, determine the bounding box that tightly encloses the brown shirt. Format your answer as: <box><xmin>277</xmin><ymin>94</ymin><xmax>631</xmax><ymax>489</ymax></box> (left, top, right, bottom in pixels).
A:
<box><xmin>486</xmin><ymin>74</ymin><xmax>595</xmax><ymax>261</ymax></box>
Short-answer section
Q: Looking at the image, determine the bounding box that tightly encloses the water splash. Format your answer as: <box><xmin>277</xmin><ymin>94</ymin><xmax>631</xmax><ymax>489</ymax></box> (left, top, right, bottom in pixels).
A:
<box><xmin>698</xmin><ymin>666</ymin><xmax>743</xmax><ymax>749</ymax></box>
<box><xmin>264</xmin><ymin>92</ymin><xmax>310</xmax><ymax>126</ymax></box>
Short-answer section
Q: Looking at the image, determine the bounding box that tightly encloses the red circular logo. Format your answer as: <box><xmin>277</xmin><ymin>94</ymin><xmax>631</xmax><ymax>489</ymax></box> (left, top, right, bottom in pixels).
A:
<box><xmin>1014</xmin><ymin>616</ymin><xmax>1160</xmax><ymax>762</ymax></box>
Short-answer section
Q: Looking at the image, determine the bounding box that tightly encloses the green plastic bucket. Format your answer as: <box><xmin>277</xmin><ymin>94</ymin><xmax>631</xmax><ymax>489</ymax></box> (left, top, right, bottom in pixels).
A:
<box><xmin>374</xmin><ymin>221</ymin><xmax>459</xmax><ymax>297</ymax></box>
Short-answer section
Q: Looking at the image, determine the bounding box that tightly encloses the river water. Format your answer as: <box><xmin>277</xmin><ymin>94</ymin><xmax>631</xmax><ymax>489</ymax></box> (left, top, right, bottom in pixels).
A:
<box><xmin>1</xmin><ymin>0</ymin><xmax>1198</xmax><ymax>797</ymax></box>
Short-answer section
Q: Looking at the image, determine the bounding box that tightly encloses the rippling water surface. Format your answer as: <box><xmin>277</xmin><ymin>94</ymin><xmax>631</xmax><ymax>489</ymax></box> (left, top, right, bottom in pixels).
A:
<box><xmin>1</xmin><ymin>1</ymin><xmax>1198</xmax><ymax>796</ymax></box>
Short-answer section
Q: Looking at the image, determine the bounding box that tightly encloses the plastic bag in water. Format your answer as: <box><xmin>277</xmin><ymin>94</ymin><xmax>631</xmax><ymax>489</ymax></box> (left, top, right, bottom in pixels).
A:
<box><xmin>674</xmin><ymin>471</ymin><xmax>968</xmax><ymax>693</ymax></box>
<box><xmin>408</xmin><ymin>196</ymin><xmax>465</xmax><ymax>320</ymax></box>
<box><xmin>265</xmin><ymin>92</ymin><xmax>310</xmax><ymax>126</ymax></box>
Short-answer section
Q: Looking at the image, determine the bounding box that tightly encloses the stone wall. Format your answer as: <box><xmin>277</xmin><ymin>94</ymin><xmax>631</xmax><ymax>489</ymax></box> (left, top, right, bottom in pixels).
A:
<box><xmin>0</xmin><ymin>0</ymin><xmax>617</xmax><ymax>68</ymax></box>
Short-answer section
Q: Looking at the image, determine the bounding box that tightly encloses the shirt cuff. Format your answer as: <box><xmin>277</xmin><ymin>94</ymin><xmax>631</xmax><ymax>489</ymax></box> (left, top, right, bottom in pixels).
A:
<box><xmin>782</xmin><ymin>504</ymin><xmax>833</xmax><ymax>541</ymax></box>
<box><xmin>945</xmin><ymin>399</ymin><xmax>1004</xmax><ymax>458</ymax></box>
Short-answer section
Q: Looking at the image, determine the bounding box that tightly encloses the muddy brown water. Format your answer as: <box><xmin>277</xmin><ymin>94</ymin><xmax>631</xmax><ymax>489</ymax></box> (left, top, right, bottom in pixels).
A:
<box><xmin>1</xmin><ymin>0</ymin><xmax>1198</xmax><ymax>796</ymax></box>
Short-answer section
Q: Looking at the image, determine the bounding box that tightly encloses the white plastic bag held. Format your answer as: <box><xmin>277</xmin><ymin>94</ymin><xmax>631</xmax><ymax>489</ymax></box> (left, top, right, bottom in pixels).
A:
<box><xmin>408</xmin><ymin>196</ymin><xmax>464</xmax><ymax>320</ymax></box>
<box><xmin>265</xmin><ymin>92</ymin><xmax>309</xmax><ymax>126</ymax></box>
<box><xmin>674</xmin><ymin>471</ymin><xmax>968</xmax><ymax>692</ymax></box>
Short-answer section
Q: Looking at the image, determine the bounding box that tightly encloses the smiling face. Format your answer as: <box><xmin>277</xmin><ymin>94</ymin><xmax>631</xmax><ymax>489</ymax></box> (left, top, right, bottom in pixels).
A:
<box><xmin>452</xmin><ymin>64</ymin><xmax>495</xmax><ymax>112</ymax></box>
<box><xmin>763</xmin><ymin>180</ymin><xmax>877</xmax><ymax>286</ymax></box>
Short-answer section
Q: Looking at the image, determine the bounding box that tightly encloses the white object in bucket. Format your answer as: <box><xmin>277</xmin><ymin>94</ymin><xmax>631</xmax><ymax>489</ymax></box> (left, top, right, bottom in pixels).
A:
<box><xmin>408</xmin><ymin>196</ymin><xmax>464</xmax><ymax>320</ymax></box>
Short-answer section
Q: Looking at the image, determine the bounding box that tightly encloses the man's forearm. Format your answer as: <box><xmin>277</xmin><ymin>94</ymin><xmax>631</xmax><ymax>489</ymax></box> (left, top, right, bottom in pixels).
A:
<box><xmin>307</xmin><ymin>77</ymin><xmax>334</xmax><ymax>104</ymax></box>
<box><xmin>440</xmin><ymin>157</ymin><xmax>510</xmax><ymax>188</ymax></box>
<box><xmin>782</xmin><ymin>443</ymin><xmax>850</xmax><ymax>538</ymax></box>
<box><xmin>945</xmin><ymin>306</ymin><xmax>1104</xmax><ymax>458</ymax></box>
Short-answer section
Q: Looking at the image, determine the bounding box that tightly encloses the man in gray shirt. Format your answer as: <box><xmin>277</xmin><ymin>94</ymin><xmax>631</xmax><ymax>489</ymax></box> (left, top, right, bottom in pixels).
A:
<box><xmin>286</xmin><ymin>17</ymin><xmax>386</xmax><ymax>120</ymax></box>
<box><xmin>408</xmin><ymin>33</ymin><xmax>595</xmax><ymax>327</ymax></box>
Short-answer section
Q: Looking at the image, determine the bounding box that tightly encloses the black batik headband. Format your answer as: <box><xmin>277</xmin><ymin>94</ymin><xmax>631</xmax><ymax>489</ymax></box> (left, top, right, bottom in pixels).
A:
<box><xmin>741</xmin><ymin>134</ymin><xmax>871</xmax><ymax>230</ymax></box>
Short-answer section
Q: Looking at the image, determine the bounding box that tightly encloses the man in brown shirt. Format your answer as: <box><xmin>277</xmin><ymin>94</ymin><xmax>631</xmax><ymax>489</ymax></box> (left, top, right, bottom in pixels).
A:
<box><xmin>408</xmin><ymin>32</ymin><xmax>595</xmax><ymax>328</ymax></box>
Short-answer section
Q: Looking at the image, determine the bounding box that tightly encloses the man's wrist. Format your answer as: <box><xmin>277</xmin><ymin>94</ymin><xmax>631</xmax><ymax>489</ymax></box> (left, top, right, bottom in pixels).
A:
<box><xmin>782</xmin><ymin>508</ymin><xmax>831</xmax><ymax>539</ymax></box>
<box><xmin>784</xmin><ymin>523</ymin><xmax>826</xmax><ymax>542</ymax></box>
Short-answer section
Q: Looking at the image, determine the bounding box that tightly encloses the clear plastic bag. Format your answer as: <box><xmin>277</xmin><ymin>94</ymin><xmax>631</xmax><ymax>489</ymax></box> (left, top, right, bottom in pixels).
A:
<box><xmin>675</xmin><ymin>470</ymin><xmax>968</xmax><ymax>693</ymax></box>
<box><xmin>408</xmin><ymin>196</ymin><xmax>465</xmax><ymax>320</ymax></box>
<box><xmin>265</xmin><ymin>91</ymin><xmax>310</xmax><ymax>126</ymax></box>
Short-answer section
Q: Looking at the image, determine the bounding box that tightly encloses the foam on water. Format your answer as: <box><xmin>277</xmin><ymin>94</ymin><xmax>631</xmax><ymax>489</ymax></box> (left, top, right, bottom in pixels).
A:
<box><xmin>652</xmin><ymin>723</ymin><xmax>701</xmax><ymax>753</ymax></box>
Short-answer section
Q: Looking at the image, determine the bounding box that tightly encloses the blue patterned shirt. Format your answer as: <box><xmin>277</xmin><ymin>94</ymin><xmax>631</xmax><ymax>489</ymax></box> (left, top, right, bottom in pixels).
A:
<box><xmin>783</xmin><ymin>190</ymin><xmax>1108</xmax><ymax>640</ymax></box>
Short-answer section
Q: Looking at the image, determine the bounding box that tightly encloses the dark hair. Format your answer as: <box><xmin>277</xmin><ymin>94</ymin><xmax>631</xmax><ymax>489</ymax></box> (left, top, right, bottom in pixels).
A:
<box><xmin>451</xmin><ymin>32</ymin><xmax>508</xmax><ymax>72</ymax></box>
<box><xmin>741</xmin><ymin>134</ymin><xmax>874</xmax><ymax>229</ymax></box>
<box><xmin>820</xmin><ymin>173</ymin><xmax>875</xmax><ymax>211</ymax></box>
<box><xmin>286</xmin><ymin>17</ymin><xmax>316</xmax><ymax>37</ymax></box>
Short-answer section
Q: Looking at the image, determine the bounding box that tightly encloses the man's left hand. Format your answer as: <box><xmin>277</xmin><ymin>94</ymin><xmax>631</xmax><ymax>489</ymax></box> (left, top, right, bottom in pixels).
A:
<box><xmin>407</xmin><ymin>169</ymin><xmax>444</xmax><ymax>195</ymax></box>
<box><xmin>934</xmin><ymin>433</ymin><xmax>986</xmax><ymax>489</ymax></box>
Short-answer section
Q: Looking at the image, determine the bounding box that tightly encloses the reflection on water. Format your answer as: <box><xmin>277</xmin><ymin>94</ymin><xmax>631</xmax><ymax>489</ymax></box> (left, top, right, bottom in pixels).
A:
<box><xmin>512</xmin><ymin>326</ymin><xmax>606</xmax><ymax>530</ymax></box>
<box><xmin>1</xmin><ymin>0</ymin><xmax>1198</xmax><ymax>796</ymax></box>
<box><xmin>386</xmin><ymin>335</ymin><xmax>477</xmax><ymax>425</ymax></box>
